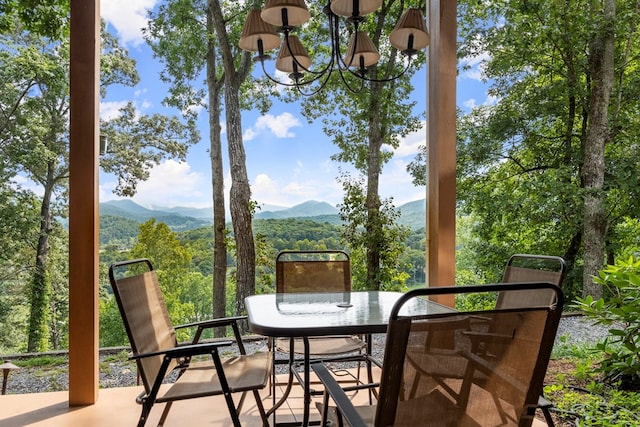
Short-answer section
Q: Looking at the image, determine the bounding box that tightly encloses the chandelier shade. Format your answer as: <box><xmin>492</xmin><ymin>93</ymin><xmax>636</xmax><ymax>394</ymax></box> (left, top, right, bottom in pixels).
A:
<box><xmin>389</xmin><ymin>8</ymin><xmax>430</xmax><ymax>53</ymax></box>
<box><xmin>239</xmin><ymin>1</ymin><xmax>429</xmax><ymax>95</ymax></box>
<box><xmin>238</xmin><ymin>9</ymin><xmax>281</xmax><ymax>53</ymax></box>
<box><xmin>275</xmin><ymin>35</ymin><xmax>312</xmax><ymax>74</ymax></box>
<box><xmin>344</xmin><ymin>31</ymin><xmax>380</xmax><ymax>68</ymax></box>
<box><xmin>261</xmin><ymin>0</ymin><xmax>311</xmax><ymax>27</ymax></box>
<box><xmin>330</xmin><ymin>0</ymin><xmax>382</xmax><ymax>18</ymax></box>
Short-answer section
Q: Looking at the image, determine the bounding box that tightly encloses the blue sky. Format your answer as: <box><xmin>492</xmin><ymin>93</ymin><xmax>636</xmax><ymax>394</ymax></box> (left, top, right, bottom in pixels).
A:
<box><xmin>98</xmin><ymin>1</ymin><xmax>491</xmax><ymax>210</ymax></box>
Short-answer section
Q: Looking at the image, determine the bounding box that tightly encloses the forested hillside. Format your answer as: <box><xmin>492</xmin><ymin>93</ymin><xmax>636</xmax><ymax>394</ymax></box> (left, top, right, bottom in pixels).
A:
<box><xmin>98</xmin><ymin>199</ymin><xmax>426</xmax><ymax>245</ymax></box>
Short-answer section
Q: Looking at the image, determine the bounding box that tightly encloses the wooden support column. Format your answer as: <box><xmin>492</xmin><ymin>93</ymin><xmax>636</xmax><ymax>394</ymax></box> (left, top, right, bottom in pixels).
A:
<box><xmin>427</xmin><ymin>0</ymin><xmax>457</xmax><ymax>306</ymax></box>
<box><xmin>68</xmin><ymin>0</ymin><xmax>100</xmax><ymax>405</ymax></box>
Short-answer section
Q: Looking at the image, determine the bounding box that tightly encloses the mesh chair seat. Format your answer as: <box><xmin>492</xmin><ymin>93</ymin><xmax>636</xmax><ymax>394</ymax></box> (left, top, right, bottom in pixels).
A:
<box><xmin>275</xmin><ymin>336</ymin><xmax>366</xmax><ymax>356</ymax></box>
<box><xmin>160</xmin><ymin>353</ymin><xmax>272</xmax><ymax>401</ymax></box>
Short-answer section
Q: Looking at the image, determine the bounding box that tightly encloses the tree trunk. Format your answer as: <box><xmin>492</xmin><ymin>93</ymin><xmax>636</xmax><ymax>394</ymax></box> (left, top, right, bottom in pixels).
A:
<box><xmin>206</xmin><ymin>9</ymin><xmax>227</xmax><ymax>337</ymax></box>
<box><xmin>27</xmin><ymin>164</ymin><xmax>54</xmax><ymax>352</ymax></box>
<box><xmin>582</xmin><ymin>0</ymin><xmax>615</xmax><ymax>299</ymax></box>
<box><xmin>226</xmin><ymin>87</ymin><xmax>255</xmax><ymax>317</ymax></box>
<box><xmin>365</xmin><ymin>82</ymin><xmax>384</xmax><ymax>290</ymax></box>
<box><xmin>209</xmin><ymin>0</ymin><xmax>255</xmax><ymax>319</ymax></box>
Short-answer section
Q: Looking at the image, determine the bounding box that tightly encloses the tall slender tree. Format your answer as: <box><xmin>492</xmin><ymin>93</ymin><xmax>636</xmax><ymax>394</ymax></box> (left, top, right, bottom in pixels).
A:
<box><xmin>1</xmin><ymin>20</ymin><xmax>198</xmax><ymax>351</ymax></box>
<box><xmin>146</xmin><ymin>0</ymin><xmax>274</xmax><ymax>322</ymax></box>
<box><xmin>582</xmin><ymin>0</ymin><xmax>615</xmax><ymax>297</ymax></box>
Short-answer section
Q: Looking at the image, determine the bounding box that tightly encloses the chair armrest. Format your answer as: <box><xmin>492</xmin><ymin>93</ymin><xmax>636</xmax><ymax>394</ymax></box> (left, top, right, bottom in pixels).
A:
<box><xmin>175</xmin><ymin>316</ymin><xmax>248</xmax><ymax>331</ymax></box>
<box><xmin>459</xmin><ymin>349</ymin><xmax>527</xmax><ymax>395</ymax></box>
<box><xmin>130</xmin><ymin>340</ymin><xmax>233</xmax><ymax>361</ymax></box>
<box><xmin>176</xmin><ymin>316</ymin><xmax>248</xmax><ymax>347</ymax></box>
<box><xmin>311</xmin><ymin>361</ymin><xmax>368</xmax><ymax>427</ymax></box>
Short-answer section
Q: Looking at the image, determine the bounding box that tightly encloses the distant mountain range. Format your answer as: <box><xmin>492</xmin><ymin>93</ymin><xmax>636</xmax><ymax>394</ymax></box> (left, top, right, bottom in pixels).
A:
<box><xmin>99</xmin><ymin>198</ymin><xmax>426</xmax><ymax>231</ymax></box>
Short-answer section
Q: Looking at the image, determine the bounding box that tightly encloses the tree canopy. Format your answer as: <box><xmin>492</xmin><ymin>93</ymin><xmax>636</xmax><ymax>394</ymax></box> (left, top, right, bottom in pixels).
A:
<box><xmin>439</xmin><ymin>0</ymin><xmax>640</xmax><ymax>300</ymax></box>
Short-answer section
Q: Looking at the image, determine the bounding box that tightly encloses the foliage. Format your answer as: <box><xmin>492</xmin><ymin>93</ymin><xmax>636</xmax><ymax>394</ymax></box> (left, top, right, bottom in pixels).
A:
<box><xmin>339</xmin><ymin>174</ymin><xmax>410</xmax><ymax>291</ymax></box>
<box><xmin>0</xmin><ymin>187</ymin><xmax>40</xmax><ymax>353</ymax></box>
<box><xmin>99</xmin><ymin>296</ymin><xmax>128</xmax><ymax>348</ymax></box>
<box><xmin>406</xmin><ymin>0</ymin><xmax>640</xmax><ymax>302</ymax></box>
<box><xmin>14</xmin><ymin>355</ymin><xmax>67</xmax><ymax>368</ymax></box>
<box><xmin>574</xmin><ymin>253</ymin><xmax>640</xmax><ymax>388</ymax></box>
<box><xmin>0</xmin><ymin>14</ymin><xmax>198</xmax><ymax>351</ymax></box>
<box><xmin>0</xmin><ymin>0</ymin><xmax>69</xmax><ymax>40</ymax></box>
<box><xmin>547</xmin><ymin>383</ymin><xmax>640</xmax><ymax>426</ymax></box>
<box><xmin>290</xmin><ymin>0</ymin><xmax>426</xmax><ymax>291</ymax></box>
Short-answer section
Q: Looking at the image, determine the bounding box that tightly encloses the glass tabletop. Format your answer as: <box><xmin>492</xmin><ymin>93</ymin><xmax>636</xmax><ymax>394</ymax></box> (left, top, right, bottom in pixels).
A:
<box><xmin>245</xmin><ymin>290</ymin><xmax>453</xmax><ymax>337</ymax></box>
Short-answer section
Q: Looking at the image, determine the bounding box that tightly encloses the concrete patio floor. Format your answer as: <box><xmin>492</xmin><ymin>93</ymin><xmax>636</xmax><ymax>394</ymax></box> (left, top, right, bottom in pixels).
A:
<box><xmin>0</xmin><ymin>368</ymin><xmax>549</xmax><ymax>426</ymax></box>
<box><xmin>0</xmin><ymin>370</ymin><xmax>373</xmax><ymax>427</ymax></box>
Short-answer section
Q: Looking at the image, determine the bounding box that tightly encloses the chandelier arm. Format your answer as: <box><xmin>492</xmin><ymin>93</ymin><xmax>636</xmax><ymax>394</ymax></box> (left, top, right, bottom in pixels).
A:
<box><xmin>283</xmin><ymin>31</ymin><xmax>335</xmax><ymax>77</ymax></box>
<box><xmin>259</xmin><ymin>54</ymin><xmax>339</xmax><ymax>91</ymax></box>
<box><xmin>258</xmin><ymin>58</ymin><xmax>306</xmax><ymax>87</ymax></box>
<box><xmin>346</xmin><ymin>56</ymin><xmax>413</xmax><ymax>83</ymax></box>
<box><xmin>293</xmin><ymin>66</ymin><xmax>339</xmax><ymax>96</ymax></box>
<box><xmin>336</xmin><ymin>65</ymin><xmax>367</xmax><ymax>93</ymax></box>
<box><xmin>333</xmin><ymin>13</ymin><xmax>357</xmax><ymax>71</ymax></box>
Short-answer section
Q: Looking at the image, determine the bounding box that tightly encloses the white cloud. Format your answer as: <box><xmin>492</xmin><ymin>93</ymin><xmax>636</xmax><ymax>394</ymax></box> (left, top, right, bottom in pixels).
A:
<box><xmin>463</xmin><ymin>98</ymin><xmax>477</xmax><ymax>110</ymax></box>
<box><xmin>247</xmin><ymin>112</ymin><xmax>303</xmax><ymax>139</ymax></box>
<box><xmin>102</xmin><ymin>160</ymin><xmax>210</xmax><ymax>208</ymax></box>
<box><xmin>462</xmin><ymin>92</ymin><xmax>499</xmax><ymax>112</ymax></box>
<box><xmin>252</xmin><ymin>173</ymin><xmax>278</xmax><ymax>198</ymax></box>
<box><xmin>484</xmin><ymin>94</ymin><xmax>499</xmax><ymax>106</ymax></box>
<box><xmin>379</xmin><ymin>159</ymin><xmax>425</xmax><ymax>205</ymax></box>
<box><xmin>100</xmin><ymin>100</ymin><xmax>129</xmax><ymax>120</ymax></box>
<box><xmin>251</xmin><ymin>171</ymin><xmax>343</xmax><ymax>207</ymax></box>
<box><xmin>11</xmin><ymin>174</ymin><xmax>44</xmax><ymax>197</ymax></box>
<box><xmin>99</xmin><ymin>179</ymin><xmax>119</xmax><ymax>202</ymax></box>
<box><xmin>393</xmin><ymin>121</ymin><xmax>426</xmax><ymax>157</ymax></box>
<box><xmin>459</xmin><ymin>51</ymin><xmax>491</xmax><ymax>82</ymax></box>
<box><xmin>101</xmin><ymin>0</ymin><xmax>157</xmax><ymax>46</ymax></box>
<box><xmin>243</xmin><ymin>128</ymin><xmax>258</xmax><ymax>141</ymax></box>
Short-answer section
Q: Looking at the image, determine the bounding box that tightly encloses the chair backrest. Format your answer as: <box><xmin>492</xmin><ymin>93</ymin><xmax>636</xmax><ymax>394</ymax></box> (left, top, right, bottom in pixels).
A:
<box><xmin>109</xmin><ymin>259</ymin><xmax>179</xmax><ymax>393</ymax></box>
<box><xmin>497</xmin><ymin>254</ymin><xmax>567</xmax><ymax>309</ymax></box>
<box><xmin>275</xmin><ymin>250</ymin><xmax>351</xmax><ymax>293</ymax></box>
<box><xmin>375</xmin><ymin>282</ymin><xmax>563</xmax><ymax>427</ymax></box>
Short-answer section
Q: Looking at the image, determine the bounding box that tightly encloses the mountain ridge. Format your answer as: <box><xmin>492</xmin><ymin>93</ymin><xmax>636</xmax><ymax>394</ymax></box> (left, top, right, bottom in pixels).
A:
<box><xmin>99</xmin><ymin>198</ymin><xmax>425</xmax><ymax>230</ymax></box>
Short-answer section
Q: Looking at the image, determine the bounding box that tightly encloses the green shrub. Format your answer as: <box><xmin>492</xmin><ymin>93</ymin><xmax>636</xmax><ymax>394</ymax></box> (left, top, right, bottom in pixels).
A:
<box><xmin>15</xmin><ymin>355</ymin><xmax>67</xmax><ymax>368</ymax></box>
<box><xmin>574</xmin><ymin>254</ymin><xmax>640</xmax><ymax>388</ymax></box>
<box><xmin>546</xmin><ymin>384</ymin><xmax>640</xmax><ymax>426</ymax></box>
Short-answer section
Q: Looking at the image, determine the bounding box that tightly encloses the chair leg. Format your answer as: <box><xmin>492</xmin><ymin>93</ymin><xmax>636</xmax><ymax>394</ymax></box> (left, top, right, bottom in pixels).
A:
<box><xmin>157</xmin><ymin>401</ymin><xmax>173</xmax><ymax>426</ymax></box>
<box><xmin>235</xmin><ymin>390</ymin><xmax>248</xmax><ymax>415</ymax></box>
<box><xmin>541</xmin><ymin>406</ymin><xmax>556</xmax><ymax>427</ymax></box>
<box><xmin>210</xmin><ymin>349</ymin><xmax>242</xmax><ymax>427</ymax></box>
<box><xmin>253</xmin><ymin>389</ymin><xmax>270</xmax><ymax>427</ymax></box>
<box><xmin>137</xmin><ymin>400</ymin><xmax>153</xmax><ymax>427</ymax></box>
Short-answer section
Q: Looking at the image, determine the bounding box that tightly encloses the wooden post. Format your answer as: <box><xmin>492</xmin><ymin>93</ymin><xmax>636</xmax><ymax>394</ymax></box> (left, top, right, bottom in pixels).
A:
<box><xmin>68</xmin><ymin>0</ymin><xmax>100</xmax><ymax>405</ymax></box>
<box><xmin>427</xmin><ymin>0</ymin><xmax>457</xmax><ymax>306</ymax></box>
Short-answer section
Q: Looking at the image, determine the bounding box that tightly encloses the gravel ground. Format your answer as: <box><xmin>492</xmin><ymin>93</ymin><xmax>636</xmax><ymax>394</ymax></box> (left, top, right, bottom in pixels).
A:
<box><xmin>3</xmin><ymin>316</ymin><xmax>610</xmax><ymax>395</ymax></box>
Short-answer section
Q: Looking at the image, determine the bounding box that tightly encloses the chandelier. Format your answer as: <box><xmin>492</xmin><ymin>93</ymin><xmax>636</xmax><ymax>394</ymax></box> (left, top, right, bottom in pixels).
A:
<box><xmin>238</xmin><ymin>0</ymin><xmax>429</xmax><ymax>95</ymax></box>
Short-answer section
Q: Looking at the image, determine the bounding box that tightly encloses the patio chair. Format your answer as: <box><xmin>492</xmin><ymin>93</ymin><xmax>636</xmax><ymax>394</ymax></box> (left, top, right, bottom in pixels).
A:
<box><xmin>273</xmin><ymin>250</ymin><xmax>368</xmax><ymax>398</ymax></box>
<box><xmin>109</xmin><ymin>259</ymin><xmax>272</xmax><ymax>427</ymax></box>
<box><xmin>497</xmin><ymin>254</ymin><xmax>567</xmax><ymax>309</ymax></box>
<box><xmin>312</xmin><ymin>282</ymin><xmax>564</xmax><ymax>427</ymax></box>
<box><xmin>498</xmin><ymin>254</ymin><xmax>567</xmax><ymax>424</ymax></box>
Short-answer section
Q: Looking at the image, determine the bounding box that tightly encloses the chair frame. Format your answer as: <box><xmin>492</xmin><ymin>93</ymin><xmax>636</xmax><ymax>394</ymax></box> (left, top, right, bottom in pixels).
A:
<box><xmin>498</xmin><ymin>254</ymin><xmax>567</xmax><ymax>308</ymax></box>
<box><xmin>271</xmin><ymin>250</ymin><xmax>372</xmax><ymax>418</ymax></box>
<box><xmin>312</xmin><ymin>282</ymin><xmax>564</xmax><ymax>427</ymax></box>
<box><xmin>109</xmin><ymin>259</ymin><xmax>271</xmax><ymax>427</ymax></box>
<box><xmin>500</xmin><ymin>254</ymin><xmax>567</xmax><ymax>425</ymax></box>
<box><xmin>275</xmin><ymin>249</ymin><xmax>352</xmax><ymax>293</ymax></box>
